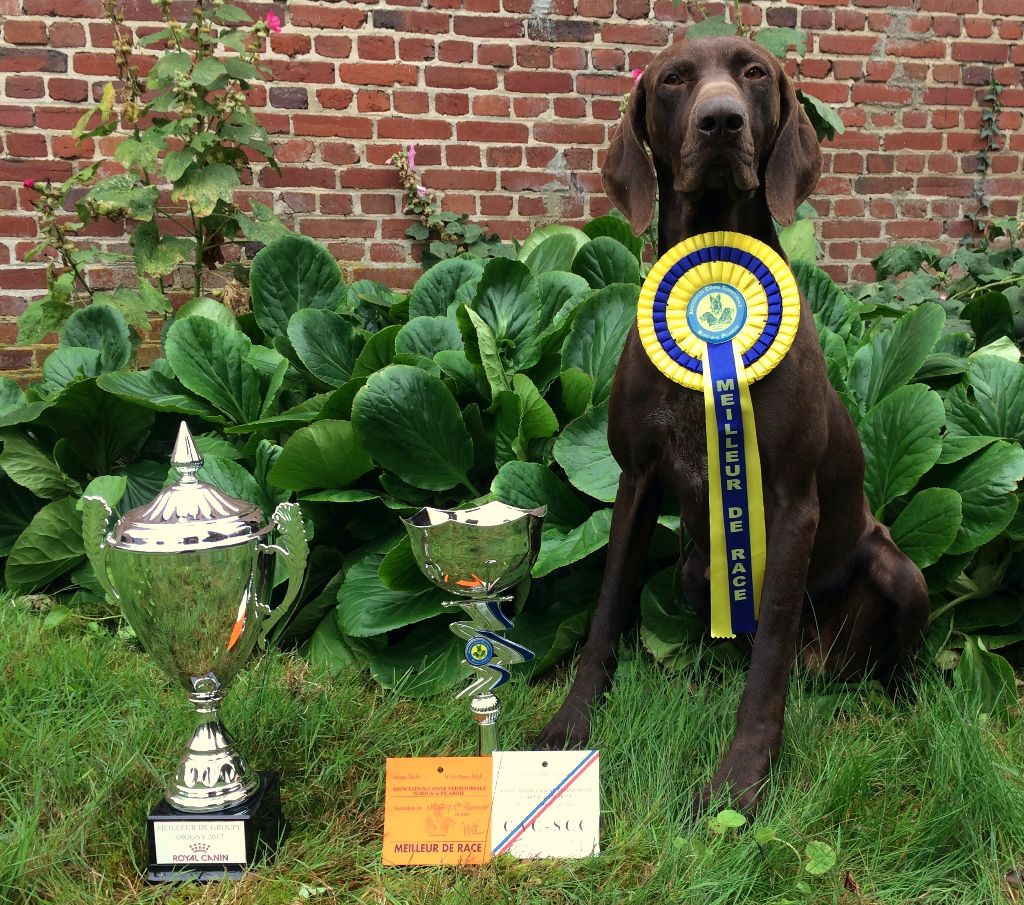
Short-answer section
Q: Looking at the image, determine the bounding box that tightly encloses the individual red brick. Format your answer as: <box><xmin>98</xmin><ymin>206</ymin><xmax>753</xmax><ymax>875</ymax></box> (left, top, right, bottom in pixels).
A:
<box><xmin>425</xmin><ymin>66</ymin><xmax>496</xmax><ymax>89</ymax></box>
<box><xmin>434</xmin><ymin>94</ymin><xmax>470</xmax><ymax>116</ymax></box>
<box><xmin>6</xmin><ymin>75</ymin><xmax>44</xmax><ymax>98</ymax></box>
<box><xmin>457</xmin><ymin>120</ymin><xmax>529</xmax><ymax>143</ymax></box>
<box><xmin>373</xmin><ymin>9</ymin><xmax>450</xmax><ymax>33</ymax></box>
<box><xmin>71</xmin><ymin>53</ymin><xmax>119</xmax><ymax>76</ymax></box>
<box><xmin>576</xmin><ymin>73</ymin><xmax>632</xmax><ymax>96</ymax></box>
<box><xmin>438</xmin><ymin>40</ymin><xmax>473</xmax><ymax>63</ymax></box>
<box><xmin>453</xmin><ymin>15</ymin><xmax>522</xmax><ymax>38</ymax></box>
<box><xmin>400</xmin><ymin>38</ymin><xmax>436</xmax><ymax>61</ymax></box>
<box><xmin>268</xmin><ymin>60</ymin><xmax>336</xmax><ymax>83</ymax></box>
<box><xmin>465</xmin><ymin>0</ymin><xmax>500</xmax><ymax>10</ymax></box>
<box><xmin>534</xmin><ymin>122</ymin><xmax>606</xmax><ymax>144</ymax></box>
<box><xmin>270</xmin><ymin>33</ymin><xmax>312</xmax><ymax>56</ymax></box>
<box><xmin>290</xmin><ymin>5</ymin><xmax>367</xmax><ymax>27</ymax></box>
<box><xmin>926</xmin><ymin>152</ymin><xmax>959</xmax><ymax>173</ymax></box>
<box><xmin>46</xmin><ymin>78</ymin><xmax>87</xmax><ymax>102</ymax></box>
<box><xmin>359</xmin><ymin>35</ymin><xmax>397</xmax><ymax>61</ymax></box>
<box><xmin>616</xmin><ymin>0</ymin><xmax>650</xmax><ymax>18</ymax></box>
<box><xmin>486</xmin><ymin>146</ymin><xmax>522</xmax><ymax>167</ymax></box>
<box><xmin>512</xmin><ymin>97</ymin><xmax>549</xmax><ymax>117</ymax></box>
<box><xmin>818</xmin><ymin>34</ymin><xmax>877</xmax><ymax>54</ymax></box>
<box><xmin>293</xmin><ymin>115</ymin><xmax>374</xmax><ymax>138</ymax></box>
<box><xmin>579</xmin><ymin>0</ymin><xmax>613</xmax><ymax>14</ymax></box>
<box><xmin>322</xmin><ymin>143</ymin><xmax>359</xmax><ymax>166</ymax></box>
<box><xmin>478</xmin><ymin>44</ymin><xmax>514</xmax><ymax>67</ymax></box>
<box><xmin>592</xmin><ymin>48</ymin><xmax>625</xmax><ymax>71</ymax></box>
<box><xmin>447</xmin><ymin>146</ymin><xmax>481</xmax><ymax>166</ymax></box>
<box><xmin>983</xmin><ymin>0</ymin><xmax>1018</xmax><ymax>11</ymax></box>
<box><xmin>554</xmin><ymin>97</ymin><xmax>588</xmax><ymax>118</ymax></box>
<box><xmin>516</xmin><ymin>45</ymin><xmax>551</xmax><ymax>68</ymax></box>
<box><xmin>339</xmin><ymin>62</ymin><xmax>419</xmax><ymax>86</ymax></box>
<box><xmin>504</xmin><ymin>70</ymin><xmax>572</xmax><ymax>94</ymax></box>
<box><xmin>6</xmin><ymin>132</ymin><xmax>47</xmax><ymax>156</ymax></box>
<box><xmin>362</xmin><ymin>194</ymin><xmax>397</xmax><ymax>215</ymax></box>
<box><xmin>600</xmin><ymin>22</ymin><xmax>668</xmax><ymax>46</ymax></box>
<box><xmin>4</xmin><ymin>20</ymin><xmax>47</xmax><ymax>44</ymax></box>
<box><xmin>269</xmin><ymin>87</ymin><xmax>308</xmax><ymax>109</ymax></box>
<box><xmin>318</xmin><ymin>88</ymin><xmax>354</xmax><ymax>110</ymax></box>
<box><xmin>303</xmin><ymin>218</ymin><xmax>377</xmax><ymax>239</ymax></box>
<box><xmin>379</xmin><ymin>117</ymin><xmax>452</xmax><ymax>140</ymax></box>
<box><xmin>525</xmin><ymin>146</ymin><xmax>557</xmax><ymax>167</ymax></box>
<box><xmin>315</xmin><ymin>36</ymin><xmax>353</xmax><ymax>58</ymax></box>
<box><xmin>276</xmin><ymin>139</ymin><xmax>315</xmax><ymax>163</ymax></box>
<box><xmin>834</xmin><ymin>198</ymin><xmax>866</xmax><ymax>217</ymax></box>
<box><xmin>421</xmin><ymin>169</ymin><xmax>495</xmax><ymax>190</ymax></box>
<box><xmin>52</xmin><ymin>135</ymin><xmax>93</xmax><ymax>158</ymax></box>
<box><xmin>0</xmin><ymin>48</ymin><xmax>67</xmax><ymax>72</ymax></box>
<box><xmin>833</xmin><ymin>8</ymin><xmax>865</xmax><ymax>28</ymax></box>
<box><xmin>952</xmin><ymin>42</ymin><xmax>1007</xmax><ymax>63</ymax></box>
<box><xmin>593</xmin><ymin>98</ymin><xmax>623</xmax><ymax>120</ymax></box>
<box><xmin>261</xmin><ymin>167</ymin><xmax>337</xmax><ymax>190</ymax></box>
<box><xmin>480</xmin><ymin>194</ymin><xmax>514</xmax><ymax>215</ymax></box>
<box><xmin>48</xmin><ymin>21</ymin><xmax>86</xmax><ymax>46</ymax></box>
<box><xmin>22</xmin><ymin>0</ymin><xmax>100</xmax><ymax>14</ymax></box>
<box><xmin>833</xmin><ymin>60</ymin><xmax>864</xmax><ymax>80</ymax></box>
<box><xmin>320</xmin><ymin>195</ymin><xmax>354</xmax><ymax>215</ymax></box>
<box><xmin>800</xmin><ymin>9</ymin><xmax>832</xmax><ymax>29</ymax></box>
<box><xmin>394</xmin><ymin>90</ymin><xmax>429</xmax><ymax>114</ymax></box>
<box><xmin>357</xmin><ymin>90</ymin><xmax>391</xmax><ymax>113</ymax></box>
<box><xmin>851</xmin><ymin>84</ymin><xmax>912</xmax><ymax>104</ymax></box>
<box><xmin>473</xmin><ymin>95</ymin><xmax>510</xmax><ymax>117</ymax></box>
<box><xmin>998</xmin><ymin>19</ymin><xmax>1023</xmax><ymax>40</ymax></box>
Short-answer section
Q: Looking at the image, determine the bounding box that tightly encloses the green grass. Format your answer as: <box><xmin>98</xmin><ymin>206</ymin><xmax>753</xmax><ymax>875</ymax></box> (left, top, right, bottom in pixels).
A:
<box><xmin>3</xmin><ymin>593</ymin><xmax>1024</xmax><ymax>905</ymax></box>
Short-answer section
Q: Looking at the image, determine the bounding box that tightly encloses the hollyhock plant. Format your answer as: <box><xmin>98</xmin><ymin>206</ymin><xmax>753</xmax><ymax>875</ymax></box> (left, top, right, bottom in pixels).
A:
<box><xmin>265</xmin><ymin>11</ymin><xmax>282</xmax><ymax>32</ymax></box>
<box><xmin>407</xmin><ymin>144</ymin><xmax>416</xmax><ymax>171</ymax></box>
<box><xmin>631</xmin><ymin>68</ymin><xmax>644</xmax><ymax>84</ymax></box>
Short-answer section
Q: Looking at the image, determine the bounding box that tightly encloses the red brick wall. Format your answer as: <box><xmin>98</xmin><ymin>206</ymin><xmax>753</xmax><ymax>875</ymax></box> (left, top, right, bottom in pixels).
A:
<box><xmin>1</xmin><ymin>0</ymin><xmax>1023</xmax><ymax>380</ymax></box>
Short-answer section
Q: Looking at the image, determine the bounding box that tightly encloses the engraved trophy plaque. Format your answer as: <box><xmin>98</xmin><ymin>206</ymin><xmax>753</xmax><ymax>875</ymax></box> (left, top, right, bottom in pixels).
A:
<box><xmin>82</xmin><ymin>422</ymin><xmax>308</xmax><ymax>882</ymax></box>
<box><xmin>403</xmin><ymin>502</ymin><xmax>545</xmax><ymax>755</ymax></box>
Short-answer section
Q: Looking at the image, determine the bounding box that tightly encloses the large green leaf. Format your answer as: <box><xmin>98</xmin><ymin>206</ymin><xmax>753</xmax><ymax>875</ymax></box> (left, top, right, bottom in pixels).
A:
<box><xmin>463</xmin><ymin>307</ymin><xmax>510</xmax><ymax>399</ymax></box>
<box><xmin>754</xmin><ymin>26</ymin><xmax>807</xmax><ymax>58</ymax></box>
<box><xmin>60</xmin><ymin>305</ymin><xmax>132</xmax><ymax>372</ymax></box>
<box><xmin>779</xmin><ymin>219</ymin><xmax>818</xmax><ymax>264</ymax></box>
<box><xmin>165</xmin><ymin>316</ymin><xmax>262</xmax><ymax>424</ymax></box>
<box><xmin>335</xmin><ymin>552</ymin><xmax>446</xmax><ymax>637</ymax></box>
<box><xmin>91</xmin><ymin>283</ymin><xmax>171</xmax><ymax>335</ymax></box>
<box><xmin>554</xmin><ymin>401</ymin><xmax>621</xmax><ymax>503</ymax></box>
<box><xmin>131</xmin><ymin>220</ymin><xmax>195</xmax><ymax>279</ymax></box>
<box><xmin>793</xmin><ymin>261</ymin><xmax>857</xmax><ymax>340</ymax></box>
<box><xmin>351</xmin><ymin>365</ymin><xmax>474</xmax><ymax>491</ymax></box>
<box><xmin>945</xmin><ymin>355</ymin><xmax>1024</xmax><ymax>445</ymax></box>
<box><xmin>352</xmin><ymin>324</ymin><xmax>401</xmax><ymax>379</ymax></box>
<box><xmin>536</xmin><ymin>271</ymin><xmax>591</xmax><ymax>326</ymax></box>
<box><xmin>84</xmin><ymin>175</ymin><xmax>159</xmax><ymax>221</ymax></box>
<box><xmin>42</xmin><ymin>379</ymin><xmax>153</xmax><ymax>478</ymax></box>
<box><xmin>396</xmin><ymin>316</ymin><xmax>463</xmax><ymax>359</ymax></box>
<box><xmin>524</xmin><ymin>234</ymin><xmax>580</xmax><ymax>275</ymax></box>
<box><xmin>941</xmin><ymin>441</ymin><xmax>1024</xmax><ymax>555</ymax></box>
<box><xmin>583</xmin><ymin>215</ymin><xmax>644</xmax><ymax>264</ymax></box>
<box><xmin>561</xmin><ymin>283</ymin><xmax>636</xmax><ymax>406</ymax></box>
<box><xmin>491</xmin><ymin>460</ymin><xmax>591</xmax><ymax>530</ymax></box>
<box><xmin>859</xmin><ymin>384</ymin><xmax>945</xmax><ymax>512</ymax></box>
<box><xmin>571</xmin><ymin>237</ymin><xmax>642</xmax><ymax>289</ymax></box>
<box><xmin>171</xmin><ymin>163</ymin><xmax>240</xmax><ymax>217</ymax></box>
<box><xmin>0</xmin><ymin>431</ymin><xmax>80</xmax><ymax>499</ymax></box>
<box><xmin>0</xmin><ymin>472</ymin><xmax>38</xmax><ymax>557</ymax></box>
<box><xmin>641</xmin><ymin>565</ymin><xmax>705</xmax><ymax>650</ymax></box>
<box><xmin>0</xmin><ymin>377</ymin><xmax>25</xmax><ymax>415</ymax></box>
<box><xmin>359</xmin><ymin>616</ymin><xmax>463</xmax><ymax>698</ymax></box>
<box><xmin>268</xmin><ymin>420</ymin><xmax>373</xmax><ymax>492</ymax></box>
<box><xmin>872</xmin><ymin>243</ymin><xmax>942</xmax><ymax>280</ymax></box>
<box><xmin>250</xmin><ymin>235</ymin><xmax>346</xmax><ymax>338</ymax></box>
<box><xmin>532</xmin><ymin>508</ymin><xmax>613</xmax><ymax>578</ymax></box>
<box><xmin>287</xmin><ymin>308</ymin><xmax>363</xmax><ymax>388</ymax></box>
<box><xmin>97</xmin><ymin>363</ymin><xmax>227</xmax><ymax>424</ymax></box>
<box><xmin>40</xmin><ymin>347</ymin><xmax>103</xmax><ymax>393</ymax></box>
<box><xmin>471</xmin><ymin>258</ymin><xmax>542</xmax><ymax>370</ymax></box>
<box><xmin>408</xmin><ymin>257</ymin><xmax>484</xmax><ymax>319</ymax></box>
<box><xmin>849</xmin><ymin>303</ymin><xmax>945</xmax><ymax>412</ymax></box>
<box><xmin>953</xmin><ymin>636</ymin><xmax>1016</xmax><ymax>723</ymax></box>
<box><xmin>197</xmin><ymin>456</ymin><xmax>262</xmax><ymax>508</ymax></box>
<box><xmin>518</xmin><ymin>224</ymin><xmax>589</xmax><ymax>260</ymax></box>
<box><xmin>4</xmin><ymin>496</ymin><xmax>85</xmax><ymax>592</ymax></box>
<box><xmin>511</xmin><ymin>373</ymin><xmax>557</xmax><ymax>440</ymax></box>
<box><xmin>889</xmin><ymin>487</ymin><xmax>962</xmax><ymax>569</ymax></box>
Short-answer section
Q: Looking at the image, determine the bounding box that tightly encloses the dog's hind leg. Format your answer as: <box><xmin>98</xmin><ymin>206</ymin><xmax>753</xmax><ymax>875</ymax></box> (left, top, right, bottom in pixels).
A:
<box><xmin>534</xmin><ymin>470</ymin><xmax>661</xmax><ymax>749</ymax></box>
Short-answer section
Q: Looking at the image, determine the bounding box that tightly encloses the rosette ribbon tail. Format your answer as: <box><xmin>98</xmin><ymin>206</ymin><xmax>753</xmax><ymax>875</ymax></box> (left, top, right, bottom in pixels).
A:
<box><xmin>703</xmin><ymin>341</ymin><xmax>767</xmax><ymax>638</ymax></box>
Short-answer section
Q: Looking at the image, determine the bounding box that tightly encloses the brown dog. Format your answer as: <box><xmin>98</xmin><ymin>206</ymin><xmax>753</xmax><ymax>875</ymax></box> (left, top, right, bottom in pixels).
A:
<box><xmin>536</xmin><ymin>37</ymin><xmax>930</xmax><ymax>812</ymax></box>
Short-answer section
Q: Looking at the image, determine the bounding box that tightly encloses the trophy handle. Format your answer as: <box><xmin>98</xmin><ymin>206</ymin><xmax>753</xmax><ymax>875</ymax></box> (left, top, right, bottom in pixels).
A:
<box><xmin>257</xmin><ymin>502</ymin><xmax>308</xmax><ymax>644</ymax></box>
<box><xmin>81</xmin><ymin>495</ymin><xmax>120</xmax><ymax>602</ymax></box>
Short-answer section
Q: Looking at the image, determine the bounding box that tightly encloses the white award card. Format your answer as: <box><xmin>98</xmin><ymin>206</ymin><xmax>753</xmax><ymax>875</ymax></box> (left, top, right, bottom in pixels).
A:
<box><xmin>490</xmin><ymin>750</ymin><xmax>600</xmax><ymax>859</ymax></box>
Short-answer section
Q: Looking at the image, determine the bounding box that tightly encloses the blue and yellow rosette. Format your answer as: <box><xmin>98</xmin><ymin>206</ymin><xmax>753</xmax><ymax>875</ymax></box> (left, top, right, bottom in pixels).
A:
<box><xmin>637</xmin><ymin>231</ymin><xmax>800</xmax><ymax>638</ymax></box>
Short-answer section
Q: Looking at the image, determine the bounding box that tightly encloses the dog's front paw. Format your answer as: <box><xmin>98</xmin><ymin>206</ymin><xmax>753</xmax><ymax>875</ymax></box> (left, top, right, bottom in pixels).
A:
<box><xmin>692</xmin><ymin>760</ymin><xmax>768</xmax><ymax>820</ymax></box>
<box><xmin>533</xmin><ymin>700</ymin><xmax>593</xmax><ymax>750</ymax></box>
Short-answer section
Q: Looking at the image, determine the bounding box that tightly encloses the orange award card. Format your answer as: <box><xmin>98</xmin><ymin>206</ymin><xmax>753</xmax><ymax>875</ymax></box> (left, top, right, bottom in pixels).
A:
<box><xmin>382</xmin><ymin>757</ymin><xmax>492</xmax><ymax>865</ymax></box>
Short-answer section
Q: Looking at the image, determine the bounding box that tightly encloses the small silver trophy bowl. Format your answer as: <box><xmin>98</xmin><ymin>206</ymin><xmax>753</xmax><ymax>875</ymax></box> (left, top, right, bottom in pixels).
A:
<box><xmin>81</xmin><ymin>422</ymin><xmax>308</xmax><ymax>815</ymax></box>
<box><xmin>403</xmin><ymin>501</ymin><xmax>545</xmax><ymax>754</ymax></box>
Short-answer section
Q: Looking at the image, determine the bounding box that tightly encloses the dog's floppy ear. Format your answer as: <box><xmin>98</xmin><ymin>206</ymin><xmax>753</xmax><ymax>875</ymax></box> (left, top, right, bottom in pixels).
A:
<box><xmin>601</xmin><ymin>77</ymin><xmax>657</xmax><ymax>236</ymax></box>
<box><xmin>764</xmin><ymin>72</ymin><xmax>822</xmax><ymax>227</ymax></box>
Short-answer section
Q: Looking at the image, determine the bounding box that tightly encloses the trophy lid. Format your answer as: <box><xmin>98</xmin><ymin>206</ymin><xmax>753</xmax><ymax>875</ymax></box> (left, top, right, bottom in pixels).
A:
<box><xmin>109</xmin><ymin>422</ymin><xmax>269</xmax><ymax>552</ymax></box>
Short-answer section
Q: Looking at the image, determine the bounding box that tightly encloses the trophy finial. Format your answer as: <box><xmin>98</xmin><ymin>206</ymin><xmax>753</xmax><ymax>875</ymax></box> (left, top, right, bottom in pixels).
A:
<box><xmin>170</xmin><ymin>421</ymin><xmax>203</xmax><ymax>483</ymax></box>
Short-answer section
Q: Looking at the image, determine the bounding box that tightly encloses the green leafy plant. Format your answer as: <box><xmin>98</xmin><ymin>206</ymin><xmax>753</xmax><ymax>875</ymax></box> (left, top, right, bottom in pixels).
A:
<box><xmin>18</xmin><ymin>0</ymin><xmax>288</xmax><ymax>346</ymax></box>
<box><xmin>392</xmin><ymin>145</ymin><xmax>509</xmax><ymax>269</ymax></box>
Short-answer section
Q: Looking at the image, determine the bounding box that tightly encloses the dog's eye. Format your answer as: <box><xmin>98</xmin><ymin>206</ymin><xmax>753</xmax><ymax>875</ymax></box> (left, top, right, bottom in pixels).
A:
<box><xmin>744</xmin><ymin>65</ymin><xmax>767</xmax><ymax>80</ymax></box>
<box><xmin>663</xmin><ymin>72</ymin><xmax>682</xmax><ymax>85</ymax></box>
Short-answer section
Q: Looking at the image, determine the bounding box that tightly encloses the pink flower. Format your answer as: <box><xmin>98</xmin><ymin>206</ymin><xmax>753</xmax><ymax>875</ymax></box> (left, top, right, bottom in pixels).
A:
<box><xmin>407</xmin><ymin>144</ymin><xmax>416</xmax><ymax>171</ymax></box>
<box><xmin>264</xmin><ymin>11</ymin><xmax>282</xmax><ymax>33</ymax></box>
<box><xmin>416</xmin><ymin>185</ymin><xmax>428</xmax><ymax>198</ymax></box>
<box><xmin>631</xmin><ymin>68</ymin><xmax>644</xmax><ymax>85</ymax></box>
<box><xmin>23</xmin><ymin>179</ymin><xmax>35</xmax><ymax>189</ymax></box>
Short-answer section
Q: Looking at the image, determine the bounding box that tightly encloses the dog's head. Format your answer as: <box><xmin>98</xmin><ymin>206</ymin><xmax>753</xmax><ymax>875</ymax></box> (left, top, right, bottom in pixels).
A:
<box><xmin>603</xmin><ymin>36</ymin><xmax>822</xmax><ymax>233</ymax></box>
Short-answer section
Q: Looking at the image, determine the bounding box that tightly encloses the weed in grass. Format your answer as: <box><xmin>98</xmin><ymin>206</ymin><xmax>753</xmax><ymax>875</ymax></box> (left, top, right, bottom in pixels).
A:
<box><xmin>2</xmin><ymin>593</ymin><xmax>1024</xmax><ymax>904</ymax></box>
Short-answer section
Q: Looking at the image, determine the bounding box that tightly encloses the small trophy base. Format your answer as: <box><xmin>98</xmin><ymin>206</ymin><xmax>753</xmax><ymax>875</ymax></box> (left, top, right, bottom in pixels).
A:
<box><xmin>145</xmin><ymin>771</ymin><xmax>285</xmax><ymax>883</ymax></box>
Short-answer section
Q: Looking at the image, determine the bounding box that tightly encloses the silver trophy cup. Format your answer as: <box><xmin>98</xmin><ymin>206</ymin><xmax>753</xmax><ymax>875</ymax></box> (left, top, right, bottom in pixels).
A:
<box><xmin>403</xmin><ymin>501</ymin><xmax>545</xmax><ymax>755</ymax></box>
<box><xmin>81</xmin><ymin>422</ymin><xmax>307</xmax><ymax>826</ymax></box>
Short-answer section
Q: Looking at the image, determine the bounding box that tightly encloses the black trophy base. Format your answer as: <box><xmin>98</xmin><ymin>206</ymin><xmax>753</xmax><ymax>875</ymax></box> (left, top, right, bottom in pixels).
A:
<box><xmin>145</xmin><ymin>771</ymin><xmax>285</xmax><ymax>883</ymax></box>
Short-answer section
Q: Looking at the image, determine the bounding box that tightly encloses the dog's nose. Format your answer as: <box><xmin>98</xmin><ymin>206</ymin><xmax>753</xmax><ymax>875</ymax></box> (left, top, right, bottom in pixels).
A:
<box><xmin>694</xmin><ymin>97</ymin><xmax>746</xmax><ymax>139</ymax></box>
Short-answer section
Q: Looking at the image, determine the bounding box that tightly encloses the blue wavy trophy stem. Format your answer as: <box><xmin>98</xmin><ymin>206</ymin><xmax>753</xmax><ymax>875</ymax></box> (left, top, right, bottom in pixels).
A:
<box><xmin>443</xmin><ymin>597</ymin><xmax>534</xmax><ymax>756</ymax></box>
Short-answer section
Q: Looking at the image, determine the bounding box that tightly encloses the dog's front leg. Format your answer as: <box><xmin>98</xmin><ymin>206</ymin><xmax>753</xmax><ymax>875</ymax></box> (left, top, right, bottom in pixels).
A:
<box><xmin>535</xmin><ymin>470</ymin><xmax>661</xmax><ymax>749</ymax></box>
<box><xmin>698</xmin><ymin>482</ymin><xmax>820</xmax><ymax>814</ymax></box>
